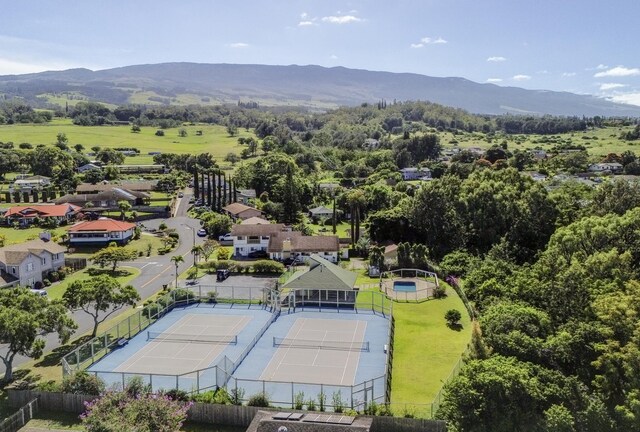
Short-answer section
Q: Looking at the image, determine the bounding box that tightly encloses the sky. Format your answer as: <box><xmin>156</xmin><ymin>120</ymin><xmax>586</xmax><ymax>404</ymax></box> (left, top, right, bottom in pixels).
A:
<box><xmin>2</xmin><ymin>0</ymin><xmax>640</xmax><ymax>106</ymax></box>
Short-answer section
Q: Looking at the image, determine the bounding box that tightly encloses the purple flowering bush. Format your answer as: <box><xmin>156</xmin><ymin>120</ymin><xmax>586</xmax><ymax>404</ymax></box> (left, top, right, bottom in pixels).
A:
<box><xmin>81</xmin><ymin>391</ymin><xmax>192</xmax><ymax>431</ymax></box>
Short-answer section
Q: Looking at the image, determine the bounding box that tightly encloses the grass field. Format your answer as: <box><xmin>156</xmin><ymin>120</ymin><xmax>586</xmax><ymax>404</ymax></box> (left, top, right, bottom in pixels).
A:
<box><xmin>0</xmin><ymin>119</ymin><xmax>255</xmax><ymax>164</ymax></box>
<box><xmin>389</xmin><ymin>286</ymin><xmax>471</xmax><ymax>417</ymax></box>
<box><xmin>441</xmin><ymin>125</ymin><xmax>640</xmax><ymax>157</ymax></box>
<box><xmin>0</xmin><ymin>226</ymin><xmax>66</xmax><ymax>245</ymax></box>
<box><xmin>47</xmin><ymin>266</ymin><xmax>140</xmax><ymax>300</ymax></box>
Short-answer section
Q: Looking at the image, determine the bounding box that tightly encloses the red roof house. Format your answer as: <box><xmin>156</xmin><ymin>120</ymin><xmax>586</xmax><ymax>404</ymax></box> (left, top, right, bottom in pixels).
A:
<box><xmin>67</xmin><ymin>218</ymin><xmax>137</xmax><ymax>245</ymax></box>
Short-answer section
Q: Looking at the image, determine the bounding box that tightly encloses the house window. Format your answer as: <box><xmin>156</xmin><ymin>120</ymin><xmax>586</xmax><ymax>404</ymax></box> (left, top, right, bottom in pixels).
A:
<box><xmin>237</xmin><ymin>236</ymin><xmax>245</xmax><ymax>241</ymax></box>
<box><xmin>42</xmin><ymin>258</ymin><xmax>46</xmax><ymax>265</ymax></box>
<box><xmin>11</xmin><ymin>267</ymin><xmax>16</xmax><ymax>275</ymax></box>
<box><xmin>110</xmin><ymin>232</ymin><xmax>119</xmax><ymax>238</ymax></box>
<box><xmin>26</xmin><ymin>262</ymin><xmax>34</xmax><ymax>272</ymax></box>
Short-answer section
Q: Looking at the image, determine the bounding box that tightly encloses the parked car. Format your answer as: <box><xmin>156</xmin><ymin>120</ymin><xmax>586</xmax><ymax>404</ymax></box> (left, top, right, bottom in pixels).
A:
<box><xmin>194</xmin><ymin>199</ymin><xmax>203</xmax><ymax>206</ymax></box>
<box><xmin>283</xmin><ymin>256</ymin><xmax>302</xmax><ymax>266</ymax></box>
<box><xmin>30</xmin><ymin>288</ymin><xmax>47</xmax><ymax>297</ymax></box>
<box><xmin>219</xmin><ymin>233</ymin><xmax>233</xmax><ymax>242</ymax></box>
<box><xmin>248</xmin><ymin>250</ymin><xmax>268</xmax><ymax>259</ymax></box>
<box><xmin>189</xmin><ymin>197</ymin><xmax>196</xmax><ymax>204</ymax></box>
<box><xmin>178</xmin><ymin>192</ymin><xmax>184</xmax><ymax>198</ymax></box>
<box><xmin>216</xmin><ymin>269</ymin><xmax>230</xmax><ymax>282</ymax></box>
<box><xmin>197</xmin><ymin>228</ymin><xmax>207</xmax><ymax>237</ymax></box>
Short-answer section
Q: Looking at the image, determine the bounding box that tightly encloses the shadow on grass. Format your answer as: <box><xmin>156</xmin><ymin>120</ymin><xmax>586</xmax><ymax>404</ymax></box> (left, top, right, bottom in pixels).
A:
<box><xmin>86</xmin><ymin>268</ymin><xmax>133</xmax><ymax>278</ymax></box>
<box><xmin>447</xmin><ymin>323</ymin><xmax>464</xmax><ymax>332</ymax></box>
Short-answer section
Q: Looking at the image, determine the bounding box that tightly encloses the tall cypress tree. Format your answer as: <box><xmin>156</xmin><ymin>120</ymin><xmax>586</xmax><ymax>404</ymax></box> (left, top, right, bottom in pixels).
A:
<box><xmin>207</xmin><ymin>170</ymin><xmax>213</xmax><ymax>208</ymax></box>
<box><xmin>193</xmin><ymin>168</ymin><xmax>199</xmax><ymax>199</ymax></box>
<box><xmin>216</xmin><ymin>172</ymin><xmax>223</xmax><ymax>211</ymax></box>
<box><xmin>222</xmin><ymin>173</ymin><xmax>228</xmax><ymax>207</ymax></box>
<box><xmin>281</xmin><ymin>163</ymin><xmax>300</xmax><ymax>225</ymax></box>
<box><xmin>200</xmin><ymin>169</ymin><xmax>205</xmax><ymax>202</ymax></box>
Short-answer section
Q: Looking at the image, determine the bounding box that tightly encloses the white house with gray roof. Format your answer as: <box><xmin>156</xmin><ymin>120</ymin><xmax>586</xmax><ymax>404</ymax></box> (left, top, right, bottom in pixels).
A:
<box><xmin>0</xmin><ymin>236</ymin><xmax>65</xmax><ymax>288</ymax></box>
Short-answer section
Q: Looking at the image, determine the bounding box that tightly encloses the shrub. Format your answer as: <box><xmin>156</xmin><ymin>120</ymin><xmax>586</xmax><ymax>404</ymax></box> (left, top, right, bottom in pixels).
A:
<box><xmin>377</xmin><ymin>404</ymin><xmax>393</xmax><ymax>416</ymax></box>
<box><xmin>247</xmin><ymin>392</ymin><xmax>270</xmax><ymax>407</ymax></box>
<box><xmin>207</xmin><ymin>291</ymin><xmax>218</xmax><ymax>303</ymax></box>
<box><xmin>445</xmin><ymin>309</ymin><xmax>462</xmax><ymax>326</ymax></box>
<box><xmin>155</xmin><ymin>130</ymin><xmax>165</xmax><ymax>136</ymax></box>
<box><xmin>306</xmin><ymin>398</ymin><xmax>317</xmax><ymax>411</ymax></box>
<box><xmin>36</xmin><ymin>380</ymin><xmax>60</xmax><ymax>392</ymax></box>
<box><xmin>163</xmin><ymin>389</ymin><xmax>189</xmax><ymax>401</ymax></box>
<box><xmin>190</xmin><ymin>388</ymin><xmax>232</xmax><ymax>404</ymax></box>
<box><xmin>252</xmin><ymin>260</ymin><xmax>285</xmax><ymax>274</ymax></box>
<box><xmin>363</xmin><ymin>401</ymin><xmax>379</xmax><ymax>415</ymax></box>
<box><xmin>217</xmin><ymin>248</ymin><xmax>231</xmax><ymax>260</ymax></box>
<box><xmin>318</xmin><ymin>391</ymin><xmax>326</xmax><ymax>412</ymax></box>
<box><xmin>332</xmin><ymin>391</ymin><xmax>344</xmax><ymax>413</ymax></box>
<box><xmin>43</xmin><ymin>279</ymin><xmax>51</xmax><ymax>287</ymax></box>
<box><xmin>142</xmin><ymin>303</ymin><xmax>161</xmax><ymax>319</ymax></box>
<box><xmin>48</xmin><ymin>271</ymin><xmax>60</xmax><ymax>282</ymax></box>
<box><xmin>61</xmin><ymin>371</ymin><xmax>105</xmax><ymax>395</ymax></box>
<box><xmin>172</xmin><ymin>288</ymin><xmax>193</xmax><ymax>302</ymax></box>
<box><xmin>230</xmin><ymin>387</ymin><xmax>245</xmax><ymax>405</ymax></box>
<box><xmin>433</xmin><ymin>285</ymin><xmax>447</xmax><ymax>299</ymax></box>
<box><xmin>168</xmin><ymin>232</ymin><xmax>180</xmax><ymax>240</ymax></box>
<box><xmin>294</xmin><ymin>391</ymin><xmax>305</xmax><ymax>410</ymax></box>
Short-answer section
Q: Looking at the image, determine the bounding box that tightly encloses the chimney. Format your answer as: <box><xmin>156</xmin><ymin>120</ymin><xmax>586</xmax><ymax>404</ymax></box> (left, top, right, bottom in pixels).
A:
<box><xmin>282</xmin><ymin>238</ymin><xmax>292</xmax><ymax>252</ymax></box>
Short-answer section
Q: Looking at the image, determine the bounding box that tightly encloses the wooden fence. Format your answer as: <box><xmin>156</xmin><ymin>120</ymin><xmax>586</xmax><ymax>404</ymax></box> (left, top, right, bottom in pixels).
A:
<box><xmin>0</xmin><ymin>398</ymin><xmax>39</xmax><ymax>432</ymax></box>
<box><xmin>7</xmin><ymin>390</ymin><xmax>447</xmax><ymax>432</ymax></box>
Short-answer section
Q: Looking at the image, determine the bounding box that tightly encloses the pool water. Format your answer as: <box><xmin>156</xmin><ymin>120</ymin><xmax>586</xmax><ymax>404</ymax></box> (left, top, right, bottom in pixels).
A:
<box><xmin>393</xmin><ymin>281</ymin><xmax>417</xmax><ymax>292</ymax></box>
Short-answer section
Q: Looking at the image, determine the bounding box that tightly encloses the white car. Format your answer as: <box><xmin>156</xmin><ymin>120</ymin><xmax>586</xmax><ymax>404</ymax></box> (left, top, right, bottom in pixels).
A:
<box><xmin>30</xmin><ymin>288</ymin><xmax>47</xmax><ymax>297</ymax></box>
<box><xmin>197</xmin><ymin>228</ymin><xmax>207</xmax><ymax>237</ymax></box>
<box><xmin>218</xmin><ymin>233</ymin><xmax>233</xmax><ymax>242</ymax></box>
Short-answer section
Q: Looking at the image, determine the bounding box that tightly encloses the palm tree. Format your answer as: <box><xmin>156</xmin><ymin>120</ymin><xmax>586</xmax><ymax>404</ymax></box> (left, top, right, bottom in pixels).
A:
<box><xmin>117</xmin><ymin>200</ymin><xmax>132</xmax><ymax>221</ymax></box>
<box><xmin>346</xmin><ymin>189</ymin><xmax>366</xmax><ymax>247</ymax></box>
<box><xmin>191</xmin><ymin>245</ymin><xmax>204</xmax><ymax>279</ymax></box>
<box><xmin>170</xmin><ymin>255</ymin><xmax>184</xmax><ymax>288</ymax></box>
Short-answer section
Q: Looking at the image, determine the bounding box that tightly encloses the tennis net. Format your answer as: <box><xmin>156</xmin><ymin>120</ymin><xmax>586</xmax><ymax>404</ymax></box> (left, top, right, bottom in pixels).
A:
<box><xmin>147</xmin><ymin>331</ymin><xmax>238</xmax><ymax>345</ymax></box>
<box><xmin>273</xmin><ymin>337</ymin><xmax>370</xmax><ymax>351</ymax></box>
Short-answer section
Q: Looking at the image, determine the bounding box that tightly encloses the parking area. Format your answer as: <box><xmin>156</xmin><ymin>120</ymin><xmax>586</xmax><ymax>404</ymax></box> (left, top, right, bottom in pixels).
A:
<box><xmin>184</xmin><ymin>275</ymin><xmax>278</xmax><ymax>300</ymax></box>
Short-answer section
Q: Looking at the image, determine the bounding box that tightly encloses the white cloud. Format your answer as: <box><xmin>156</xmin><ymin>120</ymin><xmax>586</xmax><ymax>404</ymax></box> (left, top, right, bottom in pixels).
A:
<box><xmin>596</xmin><ymin>64</ymin><xmax>608</xmax><ymax>70</ymax></box>
<box><xmin>512</xmin><ymin>74</ymin><xmax>531</xmax><ymax>81</ymax></box>
<box><xmin>300</xmin><ymin>12</ymin><xmax>308</xmax><ymax>19</ymax></box>
<box><xmin>487</xmin><ymin>56</ymin><xmax>506</xmax><ymax>62</ymax></box>
<box><xmin>321</xmin><ymin>15</ymin><xmax>361</xmax><ymax>24</ymax></box>
<box><xmin>486</xmin><ymin>78</ymin><xmax>503</xmax><ymax>83</ymax></box>
<box><xmin>0</xmin><ymin>56</ymin><xmax>81</xmax><ymax>75</ymax></box>
<box><xmin>608</xmin><ymin>92</ymin><xmax>640</xmax><ymax>107</ymax></box>
<box><xmin>229</xmin><ymin>42</ymin><xmax>249</xmax><ymax>48</ymax></box>
<box><xmin>330</xmin><ymin>54</ymin><xmax>338</xmax><ymax>60</ymax></box>
<box><xmin>298</xmin><ymin>21</ymin><xmax>314</xmax><ymax>26</ymax></box>
<box><xmin>411</xmin><ymin>37</ymin><xmax>447</xmax><ymax>48</ymax></box>
<box><xmin>594</xmin><ymin>66</ymin><xmax>640</xmax><ymax>78</ymax></box>
<box><xmin>599</xmin><ymin>83</ymin><xmax>627</xmax><ymax>91</ymax></box>
<box><xmin>561</xmin><ymin>72</ymin><xmax>577</xmax><ymax>77</ymax></box>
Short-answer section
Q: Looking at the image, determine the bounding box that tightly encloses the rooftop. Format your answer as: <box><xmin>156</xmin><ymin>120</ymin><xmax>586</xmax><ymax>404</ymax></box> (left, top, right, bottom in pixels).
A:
<box><xmin>268</xmin><ymin>233</ymin><xmax>339</xmax><ymax>253</ymax></box>
<box><xmin>223</xmin><ymin>202</ymin><xmax>260</xmax><ymax>216</ymax></box>
<box><xmin>231</xmin><ymin>223</ymin><xmax>286</xmax><ymax>236</ymax></box>
<box><xmin>4</xmin><ymin>204</ymin><xmax>81</xmax><ymax>218</ymax></box>
<box><xmin>0</xmin><ymin>238</ymin><xmax>66</xmax><ymax>265</ymax></box>
<box><xmin>68</xmin><ymin>218</ymin><xmax>137</xmax><ymax>232</ymax></box>
<box><xmin>282</xmin><ymin>255</ymin><xmax>357</xmax><ymax>291</ymax></box>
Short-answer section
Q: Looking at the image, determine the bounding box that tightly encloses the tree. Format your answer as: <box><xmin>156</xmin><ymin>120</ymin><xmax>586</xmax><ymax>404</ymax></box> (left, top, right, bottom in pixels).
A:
<box><xmin>74</xmin><ymin>143</ymin><xmax>85</xmax><ymax>153</ymax></box>
<box><xmin>0</xmin><ymin>288</ymin><xmax>77</xmax><ymax>381</ymax></box>
<box><xmin>201</xmin><ymin>212</ymin><xmax>232</xmax><ymax>238</ymax></box>
<box><xmin>96</xmin><ymin>148</ymin><xmax>125</xmax><ymax>165</ymax></box>
<box><xmin>118</xmin><ymin>200</ymin><xmax>132</xmax><ymax>221</ymax></box>
<box><xmin>368</xmin><ymin>245</ymin><xmax>385</xmax><ymax>271</ymax></box>
<box><xmin>226</xmin><ymin>123</ymin><xmax>238</xmax><ymax>137</ymax></box>
<box><xmin>63</xmin><ymin>275</ymin><xmax>140</xmax><ymax>337</ymax></box>
<box><xmin>201</xmin><ymin>239</ymin><xmax>219</xmax><ymax>262</ymax></box>
<box><xmin>346</xmin><ymin>189</ymin><xmax>366</xmax><ymax>246</ymax></box>
<box><xmin>131</xmin><ymin>124</ymin><xmax>141</xmax><ymax>133</ymax></box>
<box><xmin>178</xmin><ymin>128</ymin><xmax>187</xmax><ymax>137</ymax></box>
<box><xmin>56</xmin><ymin>132</ymin><xmax>68</xmax><ymax>147</ymax></box>
<box><xmin>445</xmin><ymin>309</ymin><xmax>462</xmax><ymax>326</ymax></box>
<box><xmin>0</xmin><ymin>149</ymin><xmax>21</xmax><ymax>179</ymax></box>
<box><xmin>170</xmin><ymin>255</ymin><xmax>184</xmax><ymax>288</ymax></box>
<box><xmin>191</xmin><ymin>245</ymin><xmax>203</xmax><ymax>265</ymax></box>
<box><xmin>91</xmin><ymin>245</ymin><xmax>138</xmax><ymax>273</ymax></box>
<box><xmin>83</xmin><ymin>168</ymin><xmax>104</xmax><ymax>185</ymax></box>
<box><xmin>224</xmin><ymin>152</ymin><xmax>240</xmax><ymax>165</ymax></box>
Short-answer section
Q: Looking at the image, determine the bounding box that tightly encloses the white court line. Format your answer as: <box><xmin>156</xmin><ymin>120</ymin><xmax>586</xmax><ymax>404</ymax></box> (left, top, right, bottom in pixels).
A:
<box><xmin>193</xmin><ymin>316</ymin><xmax>248</xmax><ymax>371</ymax></box>
<box><xmin>340</xmin><ymin>320</ymin><xmax>360</xmax><ymax>385</ymax></box>
<box><xmin>270</xmin><ymin>318</ymin><xmax>306</xmax><ymax>380</ymax></box>
<box><xmin>311</xmin><ymin>330</ymin><xmax>328</xmax><ymax>367</ymax></box>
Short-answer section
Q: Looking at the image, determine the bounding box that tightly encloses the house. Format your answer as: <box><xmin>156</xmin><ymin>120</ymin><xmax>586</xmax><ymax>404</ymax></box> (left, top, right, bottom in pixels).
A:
<box><xmin>399</xmin><ymin>167</ymin><xmax>432</xmax><ymax>181</ymax></box>
<box><xmin>281</xmin><ymin>255</ymin><xmax>357</xmax><ymax>291</ymax></box>
<box><xmin>223</xmin><ymin>202</ymin><xmax>263</xmax><ymax>221</ymax></box>
<box><xmin>55</xmin><ymin>188</ymin><xmax>150</xmax><ymax>208</ymax></box>
<box><xmin>114</xmin><ymin>164</ymin><xmax>167</xmax><ymax>174</ymax></box>
<box><xmin>0</xmin><ymin>235</ymin><xmax>66</xmax><ymax>288</ymax></box>
<box><xmin>77</xmin><ymin>163</ymin><xmax>102</xmax><ymax>173</ymax></box>
<box><xmin>67</xmin><ymin>218</ymin><xmax>137</xmax><ymax>245</ymax></box>
<box><xmin>236</xmin><ymin>189</ymin><xmax>257</xmax><ymax>205</ymax></box>
<box><xmin>363</xmin><ymin>138</ymin><xmax>380</xmax><ymax>150</ymax></box>
<box><xmin>240</xmin><ymin>216</ymin><xmax>271</xmax><ymax>225</ymax></box>
<box><xmin>4</xmin><ymin>204</ymin><xmax>81</xmax><ymax>226</ymax></box>
<box><xmin>530</xmin><ymin>149</ymin><xmax>548</xmax><ymax>160</ymax></box>
<box><xmin>231</xmin><ymin>223</ymin><xmax>286</xmax><ymax>257</ymax></box>
<box><xmin>246</xmin><ymin>410</ymin><xmax>372</xmax><ymax>432</ymax></box>
<box><xmin>308</xmin><ymin>206</ymin><xmax>333</xmax><ymax>219</ymax></box>
<box><xmin>76</xmin><ymin>180</ymin><xmax>158</xmax><ymax>193</ymax></box>
<box><xmin>12</xmin><ymin>175</ymin><xmax>51</xmax><ymax>191</ymax></box>
<box><xmin>268</xmin><ymin>233</ymin><xmax>341</xmax><ymax>263</ymax></box>
<box><xmin>588</xmin><ymin>163</ymin><xmax>623</xmax><ymax>173</ymax></box>
<box><xmin>384</xmin><ymin>243</ymin><xmax>398</xmax><ymax>261</ymax></box>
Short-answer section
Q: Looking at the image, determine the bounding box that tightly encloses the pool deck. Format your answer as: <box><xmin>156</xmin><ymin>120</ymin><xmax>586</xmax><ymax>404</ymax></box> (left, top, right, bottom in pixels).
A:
<box><xmin>381</xmin><ymin>277</ymin><xmax>436</xmax><ymax>302</ymax></box>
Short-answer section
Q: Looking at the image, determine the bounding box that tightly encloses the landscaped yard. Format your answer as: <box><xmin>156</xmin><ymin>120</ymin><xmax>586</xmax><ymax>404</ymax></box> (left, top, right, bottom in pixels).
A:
<box><xmin>389</xmin><ymin>286</ymin><xmax>472</xmax><ymax>417</ymax></box>
<box><xmin>0</xmin><ymin>226</ymin><xmax>66</xmax><ymax>246</ymax></box>
<box><xmin>47</xmin><ymin>266</ymin><xmax>140</xmax><ymax>300</ymax></box>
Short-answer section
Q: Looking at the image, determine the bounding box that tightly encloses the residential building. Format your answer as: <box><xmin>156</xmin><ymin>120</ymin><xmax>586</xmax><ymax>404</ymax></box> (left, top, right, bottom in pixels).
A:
<box><xmin>4</xmin><ymin>204</ymin><xmax>81</xmax><ymax>226</ymax></box>
<box><xmin>399</xmin><ymin>167</ymin><xmax>432</xmax><ymax>181</ymax></box>
<box><xmin>268</xmin><ymin>232</ymin><xmax>341</xmax><ymax>263</ymax></box>
<box><xmin>76</xmin><ymin>180</ymin><xmax>158</xmax><ymax>193</ymax></box>
<box><xmin>0</xmin><ymin>235</ymin><xmax>66</xmax><ymax>288</ymax></box>
<box><xmin>67</xmin><ymin>218</ymin><xmax>137</xmax><ymax>245</ymax></box>
<box><xmin>240</xmin><ymin>216</ymin><xmax>271</xmax><ymax>225</ymax></box>
<box><xmin>223</xmin><ymin>202</ymin><xmax>263</xmax><ymax>221</ymax></box>
<box><xmin>55</xmin><ymin>188</ymin><xmax>150</xmax><ymax>208</ymax></box>
<box><xmin>231</xmin><ymin>223</ymin><xmax>286</xmax><ymax>257</ymax></box>
<box><xmin>308</xmin><ymin>205</ymin><xmax>333</xmax><ymax>219</ymax></box>
<box><xmin>280</xmin><ymin>254</ymin><xmax>357</xmax><ymax>291</ymax></box>
<box><xmin>77</xmin><ymin>163</ymin><xmax>102</xmax><ymax>173</ymax></box>
<box><xmin>530</xmin><ymin>149</ymin><xmax>548</xmax><ymax>160</ymax></box>
<box><xmin>236</xmin><ymin>189</ymin><xmax>257</xmax><ymax>205</ymax></box>
<box><xmin>588</xmin><ymin>162</ymin><xmax>623</xmax><ymax>173</ymax></box>
<box><xmin>12</xmin><ymin>175</ymin><xmax>51</xmax><ymax>191</ymax></box>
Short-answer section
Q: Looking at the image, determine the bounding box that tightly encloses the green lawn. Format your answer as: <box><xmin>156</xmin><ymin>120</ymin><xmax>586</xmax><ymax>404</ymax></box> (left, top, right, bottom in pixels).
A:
<box><xmin>0</xmin><ymin>119</ymin><xmax>255</xmax><ymax>164</ymax></box>
<box><xmin>47</xmin><ymin>266</ymin><xmax>140</xmax><ymax>300</ymax></box>
<box><xmin>307</xmin><ymin>221</ymin><xmax>351</xmax><ymax>237</ymax></box>
<box><xmin>390</xmin><ymin>286</ymin><xmax>472</xmax><ymax>418</ymax></box>
<box><xmin>0</xmin><ymin>226</ymin><xmax>66</xmax><ymax>245</ymax></box>
<box><xmin>22</xmin><ymin>410</ymin><xmax>244</xmax><ymax>431</ymax></box>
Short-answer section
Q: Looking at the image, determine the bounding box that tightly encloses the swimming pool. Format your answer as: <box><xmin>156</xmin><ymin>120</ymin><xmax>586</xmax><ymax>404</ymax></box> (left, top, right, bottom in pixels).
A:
<box><xmin>393</xmin><ymin>281</ymin><xmax>417</xmax><ymax>292</ymax></box>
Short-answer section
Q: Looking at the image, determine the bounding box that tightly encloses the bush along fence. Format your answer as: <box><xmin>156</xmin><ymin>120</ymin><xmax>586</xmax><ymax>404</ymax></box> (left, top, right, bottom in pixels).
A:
<box><xmin>0</xmin><ymin>397</ymin><xmax>39</xmax><ymax>432</ymax></box>
<box><xmin>7</xmin><ymin>390</ymin><xmax>447</xmax><ymax>432</ymax></box>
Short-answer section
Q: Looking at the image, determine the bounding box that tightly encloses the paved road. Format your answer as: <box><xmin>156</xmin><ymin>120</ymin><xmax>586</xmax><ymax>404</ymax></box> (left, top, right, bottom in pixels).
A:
<box><xmin>0</xmin><ymin>189</ymin><xmax>205</xmax><ymax>376</ymax></box>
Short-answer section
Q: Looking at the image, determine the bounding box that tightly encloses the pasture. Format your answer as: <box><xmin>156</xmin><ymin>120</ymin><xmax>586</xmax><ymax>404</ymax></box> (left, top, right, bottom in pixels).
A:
<box><xmin>0</xmin><ymin>119</ymin><xmax>254</xmax><ymax>165</ymax></box>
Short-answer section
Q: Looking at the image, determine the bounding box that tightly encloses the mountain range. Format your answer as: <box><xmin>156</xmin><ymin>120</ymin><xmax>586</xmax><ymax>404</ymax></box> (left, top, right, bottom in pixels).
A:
<box><xmin>1</xmin><ymin>62</ymin><xmax>639</xmax><ymax>117</ymax></box>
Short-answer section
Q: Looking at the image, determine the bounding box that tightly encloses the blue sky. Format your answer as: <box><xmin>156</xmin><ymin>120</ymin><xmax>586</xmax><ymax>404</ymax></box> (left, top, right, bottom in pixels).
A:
<box><xmin>2</xmin><ymin>0</ymin><xmax>640</xmax><ymax>105</ymax></box>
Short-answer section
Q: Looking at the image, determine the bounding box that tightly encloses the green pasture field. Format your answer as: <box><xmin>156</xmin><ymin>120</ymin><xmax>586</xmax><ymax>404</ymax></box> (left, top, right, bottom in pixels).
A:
<box><xmin>0</xmin><ymin>119</ymin><xmax>255</xmax><ymax>164</ymax></box>
<box><xmin>441</xmin><ymin>125</ymin><xmax>640</xmax><ymax>157</ymax></box>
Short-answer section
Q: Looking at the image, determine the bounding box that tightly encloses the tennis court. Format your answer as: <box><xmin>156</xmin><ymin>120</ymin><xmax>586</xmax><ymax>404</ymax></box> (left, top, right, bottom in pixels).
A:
<box><xmin>260</xmin><ymin>318</ymin><xmax>367</xmax><ymax>385</ymax></box>
<box><xmin>114</xmin><ymin>313</ymin><xmax>250</xmax><ymax>375</ymax></box>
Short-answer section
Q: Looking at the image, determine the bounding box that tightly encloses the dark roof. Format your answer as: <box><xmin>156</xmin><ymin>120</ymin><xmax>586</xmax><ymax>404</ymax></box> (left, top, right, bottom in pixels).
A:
<box><xmin>268</xmin><ymin>233</ymin><xmax>339</xmax><ymax>253</ymax></box>
<box><xmin>76</xmin><ymin>181</ymin><xmax>157</xmax><ymax>193</ymax></box>
<box><xmin>231</xmin><ymin>224</ymin><xmax>286</xmax><ymax>236</ymax></box>
<box><xmin>0</xmin><ymin>239</ymin><xmax>66</xmax><ymax>265</ymax></box>
<box><xmin>247</xmin><ymin>411</ymin><xmax>371</xmax><ymax>432</ymax></box>
<box><xmin>223</xmin><ymin>202</ymin><xmax>261</xmax><ymax>216</ymax></box>
<box><xmin>282</xmin><ymin>255</ymin><xmax>357</xmax><ymax>291</ymax></box>
<box><xmin>55</xmin><ymin>188</ymin><xmax>149</xmax><ymax>205</ymax></box>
